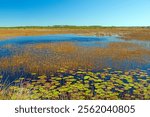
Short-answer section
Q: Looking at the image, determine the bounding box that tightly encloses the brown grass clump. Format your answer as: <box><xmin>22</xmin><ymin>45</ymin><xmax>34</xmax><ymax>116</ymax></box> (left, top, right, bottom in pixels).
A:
<box><xmin>0</xmin><ymin>42</ymin><xmax>150</xmax><ymax>74</ymax></box>
<box><xmin>34</xmin><ymin>42</ymin><xmax>78</xmax><ymax>54</ymax></box>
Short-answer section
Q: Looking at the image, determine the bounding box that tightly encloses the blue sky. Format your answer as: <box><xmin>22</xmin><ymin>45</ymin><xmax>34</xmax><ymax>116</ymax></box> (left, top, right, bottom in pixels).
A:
<box><xmin>0</xmin><ymin>0</ymin><xmax>150</xmax><ymax>26</ymax></box>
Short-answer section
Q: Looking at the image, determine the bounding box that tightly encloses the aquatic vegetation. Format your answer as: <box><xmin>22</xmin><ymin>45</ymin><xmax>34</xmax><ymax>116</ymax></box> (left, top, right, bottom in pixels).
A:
<box><xmin>0</xmin><ymin>75</ymin><xmax>3</xmax><ymax>79</ymax></box>
<box><xmin>0</xmin><ymin>33</ymin><xmax>150</xmax><ymax>100</ymax></box>
<box><xmin>0</xmin><ymin>67</ymin><xmax>149</xmax><ymax>100</ymax></box>
<box><xmin>1</xmin><ymin>41</ymin><xmax>150</xmax><ymax>76</ymax></box>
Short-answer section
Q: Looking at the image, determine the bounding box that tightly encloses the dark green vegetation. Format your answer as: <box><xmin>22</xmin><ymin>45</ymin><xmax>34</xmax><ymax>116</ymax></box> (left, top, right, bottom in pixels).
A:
<box><xmin>0</xmin><ymin>67</ymin><xmax>150</xmax><ymax>100</ymax></box>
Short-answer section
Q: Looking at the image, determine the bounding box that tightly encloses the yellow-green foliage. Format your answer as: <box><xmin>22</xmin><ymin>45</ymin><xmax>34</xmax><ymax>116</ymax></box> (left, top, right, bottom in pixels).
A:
<box><xmin>0</xmin><ymin>67</ymin><xmax>150</xmax><ymax>100</ymax></box>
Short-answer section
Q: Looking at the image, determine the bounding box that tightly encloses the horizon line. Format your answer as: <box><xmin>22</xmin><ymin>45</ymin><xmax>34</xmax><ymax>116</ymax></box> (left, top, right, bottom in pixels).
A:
<box><xmin>0</xmin><ymin>25</ymin><xmax>150</xmax><ymax>28</ymax></box>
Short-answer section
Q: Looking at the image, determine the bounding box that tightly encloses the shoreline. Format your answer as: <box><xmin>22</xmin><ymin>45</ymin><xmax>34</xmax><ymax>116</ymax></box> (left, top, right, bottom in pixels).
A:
<box><xmin>0</xmin><ymin>27</ymin><xmax>150</xmax><ymax>41</ymax></box>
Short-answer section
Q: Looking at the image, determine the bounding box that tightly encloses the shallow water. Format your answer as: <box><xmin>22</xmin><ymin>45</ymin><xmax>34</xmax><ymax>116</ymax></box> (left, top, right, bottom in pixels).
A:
<box><xmin>0</xmin><ymin>34</ymin><xmax>121</xmax><ymax>46</ymax></box>
<box><xmin>0</xmin><ymin>34</ymin><xmax>150</xmax><ymax>82</ymax></box>
<box><xmin>0</xmin><ymin>34</ymin><xmax>150</xmax><ymax>48</ymax></box>
<box><xmin>0</xmin><ymin>34</ymin><xmax>150</xmax><ymax>58</ymax></box>
<box><xmin>0</xmin><ymin>34</ymin><xmax>150</xmax><ymax>61</ymax></box>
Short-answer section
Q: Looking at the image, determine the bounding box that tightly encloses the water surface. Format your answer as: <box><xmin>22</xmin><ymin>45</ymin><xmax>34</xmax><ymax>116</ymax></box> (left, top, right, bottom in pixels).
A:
<box><xmin>0</xmin><ymin>34</ymin><xmax>150</xmax><ymax>77</ymax></box>
<box><xmin>0</xmin><ymin>34</ymin><xmax>150</xmax><ymax>48</ymax></box>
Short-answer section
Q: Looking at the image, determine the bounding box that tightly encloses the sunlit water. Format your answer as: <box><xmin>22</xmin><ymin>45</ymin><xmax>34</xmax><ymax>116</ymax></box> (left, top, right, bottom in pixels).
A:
<box><xmin>0</xmin><ymin>34</ymin><xmax>150</xmax><ymax>48</ymax></box>
<box><xmin>0</xmin><ymin>34</ymin><xmax>150</xmax><ymax>57</ymax></box>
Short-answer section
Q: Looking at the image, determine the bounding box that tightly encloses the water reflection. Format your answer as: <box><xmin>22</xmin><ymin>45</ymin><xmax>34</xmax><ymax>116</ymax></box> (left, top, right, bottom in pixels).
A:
<box><xmin>0</xmin><ymin>34</ymin><xmax>150</xmax><ymax>49</ymax></box>
<box><xmin>0</xmin><ymin>34</ymin><xmax>150</xmax><ymax>71</ymax></box>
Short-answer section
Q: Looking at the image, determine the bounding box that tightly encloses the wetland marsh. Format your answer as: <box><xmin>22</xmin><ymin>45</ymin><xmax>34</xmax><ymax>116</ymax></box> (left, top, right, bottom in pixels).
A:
<box><xmin>0</xmin><ymin>28</ymin><xmax>150</xmax><ymax>100</ymax></box>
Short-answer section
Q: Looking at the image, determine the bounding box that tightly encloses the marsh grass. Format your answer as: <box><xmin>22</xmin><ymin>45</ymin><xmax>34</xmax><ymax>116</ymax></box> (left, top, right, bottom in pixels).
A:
<box><xmin>0</xmin><ymin>27</ymin><xmax>150</xmax><ymax>41</ymax></box>
<box><xmin>1</xmin><ymin>42</ymin><xmax>149</xmax><ymax>73</ymax></box>
<box><xmin>0</xmin><ymin>42</ymin><xmax>150</xmax><ymax>100</ymax></box>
